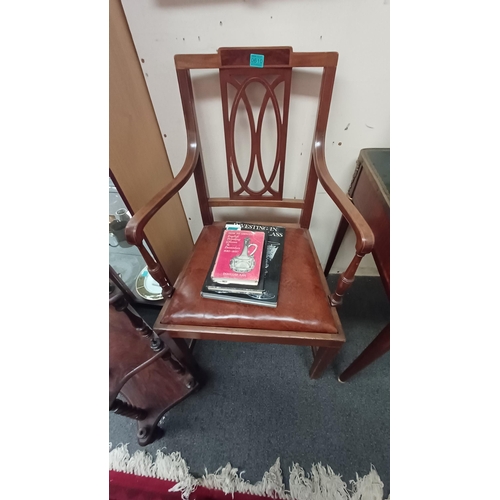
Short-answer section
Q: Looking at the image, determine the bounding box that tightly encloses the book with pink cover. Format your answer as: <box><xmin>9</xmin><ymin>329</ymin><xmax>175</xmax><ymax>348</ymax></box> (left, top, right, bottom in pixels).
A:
<box><xmin>211</xmin><ymin>229</ymin><xmax>266</xmax><ymax>285</ymax></box>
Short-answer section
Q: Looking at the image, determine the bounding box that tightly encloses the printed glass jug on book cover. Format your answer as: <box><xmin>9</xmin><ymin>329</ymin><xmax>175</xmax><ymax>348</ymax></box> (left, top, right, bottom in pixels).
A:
<box><xmin>211</xmin><ymin>230</ymin><xmax>265</xmax><ymax>286</ymax></box>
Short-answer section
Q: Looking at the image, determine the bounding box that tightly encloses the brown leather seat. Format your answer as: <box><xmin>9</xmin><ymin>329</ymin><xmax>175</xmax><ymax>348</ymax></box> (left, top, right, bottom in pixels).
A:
<box><xmin>157</xmin><ymin>223</ymin><xmax>340</xmax><ymax>342</ymax></box>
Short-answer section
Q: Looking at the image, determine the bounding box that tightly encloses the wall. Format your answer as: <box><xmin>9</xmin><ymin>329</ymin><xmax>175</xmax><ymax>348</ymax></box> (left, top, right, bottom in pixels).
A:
<box><xmin>121</xmin><ymin>0</ymin><xmax>389</xmax><ymax>274</ymax></box>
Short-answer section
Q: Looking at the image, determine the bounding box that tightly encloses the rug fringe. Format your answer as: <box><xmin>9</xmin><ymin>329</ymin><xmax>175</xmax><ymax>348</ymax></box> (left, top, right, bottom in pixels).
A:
<box><xmin>109</xmin><ymin>443</ymin><xmax>387</xmax><ymax>500</ymax></box>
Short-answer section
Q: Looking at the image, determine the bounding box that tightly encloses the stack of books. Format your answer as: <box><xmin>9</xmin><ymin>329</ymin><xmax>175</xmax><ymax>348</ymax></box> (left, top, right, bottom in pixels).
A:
<box><xmin>200</xmin><ymin>222</ymin><xmax>285</xmax><ymax>307</ymax></box>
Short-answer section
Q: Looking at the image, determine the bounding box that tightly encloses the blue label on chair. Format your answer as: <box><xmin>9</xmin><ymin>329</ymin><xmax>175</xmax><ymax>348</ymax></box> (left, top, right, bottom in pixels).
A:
<box><xmin>250</xmin><ymin>54</ymin><xmax>264</xmax><ymax>68</ymax></box>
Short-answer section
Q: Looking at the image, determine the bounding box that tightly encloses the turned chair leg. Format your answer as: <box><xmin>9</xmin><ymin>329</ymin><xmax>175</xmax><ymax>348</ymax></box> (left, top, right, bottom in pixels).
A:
<box><xmin>309</xmin><ymin>346</ymin><xmax>341</xmax><ymax>379</ymax></box>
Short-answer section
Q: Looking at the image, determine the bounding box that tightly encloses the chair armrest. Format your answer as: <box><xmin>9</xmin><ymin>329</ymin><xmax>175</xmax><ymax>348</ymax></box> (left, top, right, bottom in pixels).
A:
<box><xmin>125</xmin><ymin>146</ymin><xmax>199</xmax><ymax>246</ymax></box>
<box><xmin>313</xmin><ymin>143</ymin><xmax>375</xmax><ymax>255</ymax></box>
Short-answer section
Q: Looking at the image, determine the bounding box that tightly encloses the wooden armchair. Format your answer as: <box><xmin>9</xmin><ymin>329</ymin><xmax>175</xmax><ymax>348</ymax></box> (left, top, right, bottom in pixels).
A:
<box><xmin>125</xmin><ymin>47</ymin><xmax>374</xmax><ymax>379</ymax></box>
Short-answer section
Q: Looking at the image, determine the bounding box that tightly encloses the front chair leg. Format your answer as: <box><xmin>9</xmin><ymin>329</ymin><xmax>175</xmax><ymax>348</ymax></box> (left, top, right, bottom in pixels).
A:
<box><xmin>309</xmin><ymin>346</ymin><xmax>341</xmax><ymax>379</ymax></box>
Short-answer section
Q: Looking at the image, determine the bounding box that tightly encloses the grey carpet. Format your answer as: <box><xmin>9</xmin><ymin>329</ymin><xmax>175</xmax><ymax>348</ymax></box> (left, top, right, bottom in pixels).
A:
<box><xmin>109</xmin><ymin>275</ymin><xmax>390</xmax><ymax>497</ymax></box>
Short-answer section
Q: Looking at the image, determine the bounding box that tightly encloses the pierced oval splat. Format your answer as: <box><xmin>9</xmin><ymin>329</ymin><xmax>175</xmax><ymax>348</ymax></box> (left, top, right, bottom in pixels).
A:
<box><xmin>232</xmin><ymin>95</ymin><xmax>253</xmax><ymax>189</ymax></box>
<box><xmin>220</xmin><ymin>68</ymin><xmax>292</xmax><ymax>200</ymax></box>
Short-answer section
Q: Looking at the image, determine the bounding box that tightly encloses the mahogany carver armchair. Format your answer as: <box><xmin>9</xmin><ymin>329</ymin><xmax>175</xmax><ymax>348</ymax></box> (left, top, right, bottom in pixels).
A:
<box><xmin>125</xmin><ymin>47</ymin><xmax>374</xmax><ymax>379</ymax></box>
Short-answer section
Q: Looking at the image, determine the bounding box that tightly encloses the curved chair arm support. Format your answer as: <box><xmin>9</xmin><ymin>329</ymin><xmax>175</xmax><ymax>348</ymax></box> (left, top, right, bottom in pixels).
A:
<box><xmin>313</xmin><ymin>136</ymin><xmax>376</xmax><ymax>306</ymax></box>
<box><xmin>313</xmin><ymin>139</ymin><xmax>375</xmax><ymax>255</ymax></box>
<box><xmin>123</xmin><ymin>65</ymin><xmax>203</xmax><ymax>298</ymax></box>
<box><xmin>122</xmin><ymin>137</ymin><xmax>199</xmax><ymax>298</ymax></box>
<box><xmin>125</xmin><ymin>145</ymin><xmax>199</xmax><ymax>247</ymax></box>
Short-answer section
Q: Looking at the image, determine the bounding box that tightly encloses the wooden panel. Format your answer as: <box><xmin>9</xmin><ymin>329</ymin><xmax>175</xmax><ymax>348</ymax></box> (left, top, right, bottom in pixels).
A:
<box><xmin>173</xmin><ymin>50</ymin><xmax>338</xmax><ymax>70</ymax></box>
<box><xmin>174</xmin><ymin>53</ymin><xmax>220</xmax><ymax>69</ymax></box>
<box><xmin>219</xmin><ymin>47</ymin><xmax>292</xmax><ymax>67</ymax></box>
<box><xmin>290</xmin><ymin>51</ymin><xmax>338</xmax><ymax>68</ymax></box>
<box><xmin>351</xmin><ymin>166</ymin><xmax>390</xmax><ymax>294</ymax></box>
<box><xmin>109</xmin><ymin>0</ymin><xmax>193</xmax><ymax>281</ymax></box>
<box><xmin>157</xmin><ymin>324</ymin><xmax>342</xmax><ymax>348</ymax></box>
<box><xmin>208</xmin><ymin>197</ymin><xmax>304</xmax><ymax>209</ymax></box>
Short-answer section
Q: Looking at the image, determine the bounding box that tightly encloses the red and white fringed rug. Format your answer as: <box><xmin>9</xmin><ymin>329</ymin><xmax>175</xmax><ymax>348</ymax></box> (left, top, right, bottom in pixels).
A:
<box><xmin>109</xmin><ymin>444</ymin><xmax>388</xmax><ymax>500</ymax></box>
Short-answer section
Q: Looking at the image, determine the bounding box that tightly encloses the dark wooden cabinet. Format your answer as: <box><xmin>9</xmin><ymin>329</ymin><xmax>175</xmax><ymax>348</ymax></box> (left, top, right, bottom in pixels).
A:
<box><xmin>325</xmin><ymin>148</ymin><xmax>390</xmax><ymax>381</ymax></box>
